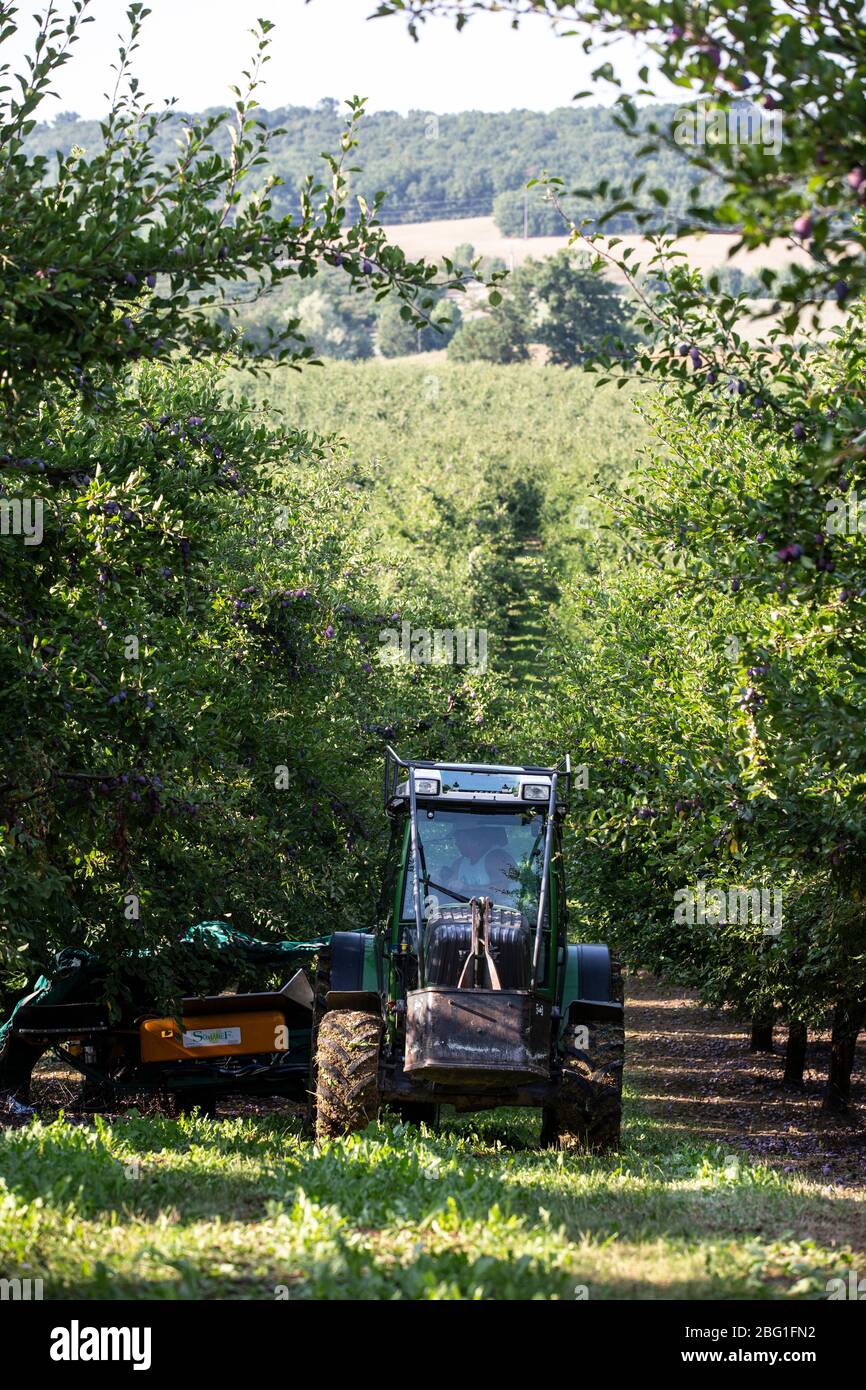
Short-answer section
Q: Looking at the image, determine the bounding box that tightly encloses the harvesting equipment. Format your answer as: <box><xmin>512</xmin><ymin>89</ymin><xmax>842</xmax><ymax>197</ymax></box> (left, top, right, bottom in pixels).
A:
<box><xmin>0</xmin><ymin>924</ymin><xmax>321</xmax><ymax>1116</ymax></box>
<box><xmin>1</xmin><ymin>754</ymin><xmax>625</xmax><ymax>1145</ymax></box>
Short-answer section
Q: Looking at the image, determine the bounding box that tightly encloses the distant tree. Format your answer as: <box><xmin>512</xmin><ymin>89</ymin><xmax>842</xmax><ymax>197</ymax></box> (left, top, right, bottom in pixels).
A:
<box><xmin>447</xmin><ymin>300</ymin><xmax>529</xmax><ymax>364</ymax></box>
<box><xmin>295</xmin><ymin>286</ymin><xmax>374</xmax><ymax>360</ymax></box>
<box><xmin>451</xmin><ymin>243</ymin><xmax>478</xmax><ymax>275</ymax></box>
<box><xmin>513</xmin><ymin>252</ymin><xmax>637</xmax><ymax>366</ymax></box>
<box><xmin>220</xmin><ymin>267</ymin><xmax>377</xmax><ymax>359</ymax></box>
<box><xmin>449</xmin><ymin>243</ymin><xmax>507</xmax><ymax>281</ymax></box>
<box><xmin>374</xmin><ymin>298</ymin><xmax>419</xmax><ymax>357</ymax></box>
<box><xmin>376</xmin><ymin>294</ymin><xmax>461</xmax><ymax>357</ymax></box>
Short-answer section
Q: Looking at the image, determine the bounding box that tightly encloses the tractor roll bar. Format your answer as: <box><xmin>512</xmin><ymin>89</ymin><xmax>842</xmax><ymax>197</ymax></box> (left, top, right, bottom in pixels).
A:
<box><xmin>530</xmin><ymin>772</ymin><xmax>557</xmax><ymax>991</ymax></box>
<box><xmin>407</xmin><ymin>765</ymin><xmax>426</xmax><ymax>987</ymax></box>
<box><xmin>384</xmin><ymin>745</ymin><xmax>571</xmax><ymax>807</ymax></box>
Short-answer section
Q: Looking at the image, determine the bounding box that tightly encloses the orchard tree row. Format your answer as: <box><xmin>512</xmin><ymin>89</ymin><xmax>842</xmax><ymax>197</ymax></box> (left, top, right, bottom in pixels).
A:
<box><xmin>0</xmin><ymin>2</ymin><xmax>499</xmax><ymax>1011</ymax></box>
<box><xmin>533</xmin><ymin>318</ymin><xmax>866</xmax><ymax>1111</ymax></box>
<box><xmin>383</xmin><ymin>0</ymin><xmax>866</xmax><ymax>1110</ymax></box>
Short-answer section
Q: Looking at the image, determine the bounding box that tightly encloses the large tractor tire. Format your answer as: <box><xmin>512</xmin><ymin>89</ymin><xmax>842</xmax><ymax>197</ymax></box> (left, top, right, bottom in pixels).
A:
<box><xmin>314</xmin><ymin>1009</ymin><xmax>382</xmax><ymax>1140</ymax></box>
<box><xmin>306</xmin><ymin>945</ymin><xmax>331</xmax><ymax>1133</ymax></box>
<box><xmin>542</xmin><ymin>958</ymin><xmax>625</xmax><ymax>1153</ymax></box>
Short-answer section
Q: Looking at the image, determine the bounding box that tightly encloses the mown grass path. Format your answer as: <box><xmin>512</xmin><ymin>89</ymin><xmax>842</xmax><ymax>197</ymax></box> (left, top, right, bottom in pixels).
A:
<box><xmin>1</xmin><ymin>977</ymin><xmax>862</xmax><ymax>1300</ymax></box>
<box><xmin>500</xmin><ymin>537</ymin><xmax>558</xmax><ymax>684</ymax></box>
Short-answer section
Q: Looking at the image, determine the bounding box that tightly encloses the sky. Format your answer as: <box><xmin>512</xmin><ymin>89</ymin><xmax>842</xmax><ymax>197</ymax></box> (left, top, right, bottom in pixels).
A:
<box><xmin>3</xmin><ymin>0</ymin><xmax>679</xmax><ymax>119</ymax></box>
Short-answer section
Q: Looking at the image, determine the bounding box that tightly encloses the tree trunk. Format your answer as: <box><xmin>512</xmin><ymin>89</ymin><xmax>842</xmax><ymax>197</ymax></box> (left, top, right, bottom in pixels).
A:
<box><xmin>822</xmin><ymin>1000</ymin><xmax>865</xmax><ymax>1113</ymax></box>
<box><xmin>750</xmin><ymin>1014</ymin><xmax>774</xmax><ymax>1053</ymax></box>
<box><xmin>783</xmin><ymin>1020</ymin><xmax>808</xmax><ymax>1087</ymax></box>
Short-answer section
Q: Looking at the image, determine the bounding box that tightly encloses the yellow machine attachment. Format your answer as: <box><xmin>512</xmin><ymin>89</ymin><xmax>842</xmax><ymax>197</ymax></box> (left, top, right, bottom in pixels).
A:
<box><xmin>140</xmin><ymin>1010</ymin><xmax>285</xmax><ymax>1062</ymax></box>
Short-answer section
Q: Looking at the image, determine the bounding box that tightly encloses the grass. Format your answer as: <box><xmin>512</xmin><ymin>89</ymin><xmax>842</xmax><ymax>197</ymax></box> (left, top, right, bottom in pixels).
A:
<box><xmin>1</xmin><ymin>1090</ymin><xmax>859</xmax><ymax>1300</ymax></box>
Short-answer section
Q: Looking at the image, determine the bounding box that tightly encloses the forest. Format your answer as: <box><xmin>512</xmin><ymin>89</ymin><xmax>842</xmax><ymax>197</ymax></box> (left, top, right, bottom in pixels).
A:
<box><xmin>25</xmin><ymin>98</ymin><xmax>720</xmax><ymax>229</ymax></box>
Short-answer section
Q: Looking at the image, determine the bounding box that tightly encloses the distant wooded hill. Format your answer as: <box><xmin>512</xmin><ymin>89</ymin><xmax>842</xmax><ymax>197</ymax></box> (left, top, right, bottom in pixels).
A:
<box><xmin>26</xmin><ymin>102</ymin><xmax>722</xmax><ymax>232</ymax></box>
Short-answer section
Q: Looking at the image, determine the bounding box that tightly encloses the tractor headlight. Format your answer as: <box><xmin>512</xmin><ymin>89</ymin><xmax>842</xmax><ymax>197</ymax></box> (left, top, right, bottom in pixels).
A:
<box><xmin>413</xmin><ymin>777</ymin><xmax>440</xmax><ymax>797</ymax></box>
<box><xmin>522</xmin><ymin>783</ymin><xmax>550</xmax><ymax>802</ymax></box>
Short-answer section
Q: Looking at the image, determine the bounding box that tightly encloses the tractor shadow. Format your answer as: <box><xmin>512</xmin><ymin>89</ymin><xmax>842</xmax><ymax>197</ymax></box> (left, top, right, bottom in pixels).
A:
<box><xmin>434</xmin><ymin>1107</ymin><xmax>542</xmax><ymax>1153</ymax></box>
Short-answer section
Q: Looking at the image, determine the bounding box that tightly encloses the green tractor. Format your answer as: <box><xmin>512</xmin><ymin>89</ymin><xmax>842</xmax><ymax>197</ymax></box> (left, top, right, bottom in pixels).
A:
<box><xmin>312</xmin><ymin>749</ymin><xmax>624</xmax><ymax>1150</ymax></box>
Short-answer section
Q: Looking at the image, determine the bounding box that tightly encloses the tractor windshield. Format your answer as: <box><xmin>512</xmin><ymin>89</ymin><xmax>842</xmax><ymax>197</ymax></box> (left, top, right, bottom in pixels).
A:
<box><xmin>402</xmin><ymin>808</ymin><xmax>547</xmax><ymax>919</ymax></box>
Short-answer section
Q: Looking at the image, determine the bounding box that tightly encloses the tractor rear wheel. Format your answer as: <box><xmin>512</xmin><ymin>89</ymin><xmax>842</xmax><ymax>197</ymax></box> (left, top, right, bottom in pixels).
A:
<box><xmin>543</xmin><ymin>958</ymin><xmax>624</xmax><ymax>1153</ymax></box>
<box><xmin>314</xmin><ymin>1009</ymin><xmax>382</xmax><ymax>1140</ymax></box>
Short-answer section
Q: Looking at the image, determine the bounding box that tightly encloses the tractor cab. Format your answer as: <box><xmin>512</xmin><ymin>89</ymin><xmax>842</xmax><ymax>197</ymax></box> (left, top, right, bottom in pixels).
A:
<box><xmin>383</xmin><ymin>750</ymin><xmax>570</xmax><ymax>1085</ymax></box>
<box><xmin>387</xmin><ymin>755</ymin><xmax>570</xmax><ymax>976</ymax></box>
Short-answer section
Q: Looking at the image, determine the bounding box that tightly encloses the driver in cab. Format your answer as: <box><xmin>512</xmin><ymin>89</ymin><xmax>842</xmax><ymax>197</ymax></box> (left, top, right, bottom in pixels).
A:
<box><xmin>445</xmin><ymin>823</ymin><xmax>517</xmax><ymax>902</ymax></box>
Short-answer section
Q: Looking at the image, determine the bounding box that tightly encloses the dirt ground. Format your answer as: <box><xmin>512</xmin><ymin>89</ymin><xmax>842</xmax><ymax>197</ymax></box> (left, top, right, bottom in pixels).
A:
<box><xmin>626</xmin><ymin>972</ymin><xmax>866</xmax><ymax>1188</ymax></box>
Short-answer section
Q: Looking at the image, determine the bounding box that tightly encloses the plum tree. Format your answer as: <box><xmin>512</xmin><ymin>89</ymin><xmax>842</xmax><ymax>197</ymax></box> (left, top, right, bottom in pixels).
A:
<box><xmin>0</xmin><ymin>3</ymin><xmax>499</xmax><ymax>1005</ymax></box>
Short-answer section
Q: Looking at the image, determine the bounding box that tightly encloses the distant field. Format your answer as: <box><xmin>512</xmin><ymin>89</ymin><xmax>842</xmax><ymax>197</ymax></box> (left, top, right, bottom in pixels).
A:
<box><xmin>382</xmin><ymin>215</ymin><xmax>811</xmax><ymax>276</ymax></box>
<box><xmin>382</xmin><ymin>217</ymin><xmax>846</xmax><ymax>341</ymax></box>
<box><xmin>236</xmin><ymin>357</ymin><xmax>650</xmax><ymax>576</ymax></box>
<box><xmin>232</xmin><ymin>359</ymin><xmax>650</xmax><ymax>654</ymax></box>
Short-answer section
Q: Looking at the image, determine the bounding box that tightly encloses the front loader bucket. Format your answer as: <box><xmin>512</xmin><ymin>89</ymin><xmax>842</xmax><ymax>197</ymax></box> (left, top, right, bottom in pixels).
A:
<box><xmin>404</xmin><ymin>987</ymin><xmax>551</xmax><ymax>1085</ymax></box>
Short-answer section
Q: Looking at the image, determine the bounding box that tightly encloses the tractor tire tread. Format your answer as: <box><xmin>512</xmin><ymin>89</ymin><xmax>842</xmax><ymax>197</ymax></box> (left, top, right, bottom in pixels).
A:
<box><xmin>315</xmin><ymin>1009</ymin><xmax>381</xmax><ymax>1140</ymax></box>
<box><xmin>545</xmin><ymin>958</ymin><xmax>625</xmax><ymax>1153</ymax></box>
